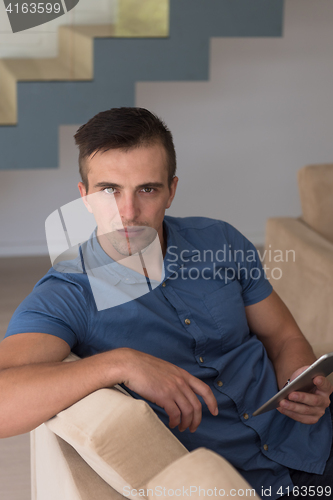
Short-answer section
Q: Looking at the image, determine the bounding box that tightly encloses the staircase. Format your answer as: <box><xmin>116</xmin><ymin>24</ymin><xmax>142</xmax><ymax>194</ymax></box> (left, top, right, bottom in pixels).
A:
<box><xmin>0</xmin><ymin>0</ymin><xmax>168</xmax><ymax>125</ymax></box>
<box><xmin>0</xmin><ymin>25</ymin><xmax>116</xmax><ymax>125</ymax></box>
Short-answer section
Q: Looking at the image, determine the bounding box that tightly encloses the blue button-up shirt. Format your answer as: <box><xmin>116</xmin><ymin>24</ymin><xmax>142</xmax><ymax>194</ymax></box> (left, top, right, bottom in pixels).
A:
<box><xmin>6</xmin><ymin>216</ymin><xmax>331</xmax><ymax>498</ymax></box>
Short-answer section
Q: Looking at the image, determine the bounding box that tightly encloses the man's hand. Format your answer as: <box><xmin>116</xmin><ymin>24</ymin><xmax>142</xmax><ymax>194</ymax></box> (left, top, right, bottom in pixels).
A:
<box><xmin>117</xmin><ymin>348</ymin><xmax>219</xmax><ymax>433</ymax></box>
<box><xmin>277</xmin><ymin>366</ymin><xmax>333</xmax><ymax>424</ymax></box>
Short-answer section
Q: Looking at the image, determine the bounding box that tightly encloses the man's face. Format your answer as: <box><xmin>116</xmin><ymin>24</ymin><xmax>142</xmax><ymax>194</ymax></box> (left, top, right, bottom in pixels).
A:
<box><xmin>78</xmin><ymin>143</ymin><xmax>178</xmax><ymax>260</ymax></box>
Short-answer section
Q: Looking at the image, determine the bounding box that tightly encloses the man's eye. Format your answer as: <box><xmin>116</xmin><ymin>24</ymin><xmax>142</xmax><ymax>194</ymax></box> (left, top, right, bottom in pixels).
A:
<box><xmin>104</xmin><ymin>187</ymin><xmax>116</xmax><ymax>194</ymax></box>
<box><xmin>142</xmin><ymin>187</ymin><xmax>154</xmax><ymax>193</ymax></box>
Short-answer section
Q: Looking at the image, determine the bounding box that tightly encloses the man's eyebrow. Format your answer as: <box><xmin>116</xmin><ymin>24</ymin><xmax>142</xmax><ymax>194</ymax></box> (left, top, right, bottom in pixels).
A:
<box><xmin>136</xmin><ymin>182</ymin><xmax>165</xmax><ymax>189</ymax></box>
<box><xmin>93</xmin><ymin>181</ymin><xmax>165</xmax><ymax>189</ymax></box>
<box><xmin>93</xmin><ymin>182</ymin><xmax>122</xmax><ymax>189</ymax></box>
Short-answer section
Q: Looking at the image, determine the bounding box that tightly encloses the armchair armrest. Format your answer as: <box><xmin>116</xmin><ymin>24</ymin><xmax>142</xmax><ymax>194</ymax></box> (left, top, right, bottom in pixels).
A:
<box><xmin>45</xmin><ymin>360</ymin><xmax>187</xmax><ymax>498</ymax></box>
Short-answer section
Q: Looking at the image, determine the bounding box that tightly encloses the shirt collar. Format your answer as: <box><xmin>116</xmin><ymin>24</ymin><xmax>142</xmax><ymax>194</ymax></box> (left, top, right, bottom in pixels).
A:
<box><xmin>82</xmin><ymin>230</ymin><xmax>149</xmax><ymax>285</ymax></box>
<box><xmin>163</xmin><ymin>217</ymin><xmax>198</xmax><ymax>280</ymax></box>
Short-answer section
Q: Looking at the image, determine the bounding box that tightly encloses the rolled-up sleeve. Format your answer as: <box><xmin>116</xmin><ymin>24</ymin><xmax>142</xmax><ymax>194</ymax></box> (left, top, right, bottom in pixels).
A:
<box><xmin>5</xmin><ymin>274</ymin><xmax>89</xmax><ymax>349</ymax></box>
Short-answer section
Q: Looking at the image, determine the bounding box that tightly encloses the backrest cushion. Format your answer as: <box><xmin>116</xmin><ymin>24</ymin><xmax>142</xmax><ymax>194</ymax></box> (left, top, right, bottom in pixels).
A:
<box><xmin>298</xmin><ymin>164</ymin><xmax>333</xmax><ymax>243</ymax></box>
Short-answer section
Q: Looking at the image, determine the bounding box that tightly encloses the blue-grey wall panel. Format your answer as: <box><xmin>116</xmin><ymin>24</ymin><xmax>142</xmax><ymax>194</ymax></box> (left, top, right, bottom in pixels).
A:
<box><xmin>0</xmin><ymin>0</ymin><xmax>284</xmax><ymax>170</ymax></box>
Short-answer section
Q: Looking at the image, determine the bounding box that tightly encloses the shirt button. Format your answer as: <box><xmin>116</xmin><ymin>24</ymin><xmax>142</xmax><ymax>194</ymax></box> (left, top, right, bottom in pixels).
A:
<box><xmin>263</xmin><ymin>444</ymin><xmax>268</xmax><ymax>451</ymax></box>
<box><xmin>199</xmin><ymin>356</ymin><xmax>204</xmax><ymax>363</ymax></box>
<box><xmin>217</xmin><ymin>380</ymin><xmax>223</xmax><ymax>387</ymax></box>
<box><xmin>162</xmin><ymin>282</ymin><xmax>166</xmax><ymax>287</ymax></box>
<box><xmin>243</xmin><ymin>413</ymin><xmax>249</xmax><ymax>420</ymax></box>
<box><xmin>184</xmin><ymin>318</ymin><xmax>191</xmax><ymax>325</ymax></box>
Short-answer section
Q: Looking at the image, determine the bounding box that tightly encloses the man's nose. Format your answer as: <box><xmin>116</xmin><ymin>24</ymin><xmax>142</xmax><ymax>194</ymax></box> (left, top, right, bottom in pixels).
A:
<box><xmin>118</xmin><ymin>193</ymin><xmax>140</xmax><ymax>222</ymax></box>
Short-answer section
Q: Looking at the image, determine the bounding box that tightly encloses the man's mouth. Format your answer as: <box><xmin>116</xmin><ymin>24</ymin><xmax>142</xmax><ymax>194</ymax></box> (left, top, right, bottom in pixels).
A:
<box><xmin>117</xmin><ymin>227</ymin><xmax>146</xmax><ymax>237</ymax></box>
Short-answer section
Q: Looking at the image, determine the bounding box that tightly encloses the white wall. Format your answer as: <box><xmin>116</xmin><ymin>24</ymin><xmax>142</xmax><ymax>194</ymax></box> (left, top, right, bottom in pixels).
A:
<box><xmin>0</xmin><ymin>125</ymin><xmax>81</xmax><ymax>255</ymax></box>
<box><xmin>137</xmin><ymin>0</ymin><xmax>333</xmax><ymax>241</ymax></box>
<box><xmin>1</xmin><ymin>0</ymin><xmax>333</xmax><ymax>256</ymax></box>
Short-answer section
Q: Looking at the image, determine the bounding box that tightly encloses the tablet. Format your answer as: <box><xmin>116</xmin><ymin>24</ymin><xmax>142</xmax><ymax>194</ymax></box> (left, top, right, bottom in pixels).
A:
<box><xmin>252</xmin><ymin>352</ymin><xmax>333</xmax><ymax>417</ymax></box>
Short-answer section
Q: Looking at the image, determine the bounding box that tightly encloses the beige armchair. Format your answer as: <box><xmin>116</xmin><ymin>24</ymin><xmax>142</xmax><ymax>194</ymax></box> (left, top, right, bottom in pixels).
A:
<box><xmin>30</xmin><ymin>354</ymin><xmax>259</xmax><ymax>500</ymax></box>
<box><xmin>265</xmin><ymin>163</ymin><xmax>333</xmax><ymax>353</ymax></box>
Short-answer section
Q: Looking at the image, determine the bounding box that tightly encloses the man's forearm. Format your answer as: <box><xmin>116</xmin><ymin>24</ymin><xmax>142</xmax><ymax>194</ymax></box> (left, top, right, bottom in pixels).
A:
<box><xmin>0</xmin><ymin>346</ymin><xmax>218</xmax><ymax>438</ymax></box>
<box><xmin>245</xmin><ymin>290</ymin><xmax>317</xmax><ymax>390</ymax></box>
<box><xmin>0</xmin><ymin>349</ymin><xmax>125</xmax><ymax>438</ymax></box>
<box><xmin>270</xmin><ymin>335</ymin><xmax>316</xmax><ymax>390</ymax></box>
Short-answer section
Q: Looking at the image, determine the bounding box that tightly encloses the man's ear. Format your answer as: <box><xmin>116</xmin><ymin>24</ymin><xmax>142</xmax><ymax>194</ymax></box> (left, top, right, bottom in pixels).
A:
<box><xmin>78</xmin><ymin>182</ymin><xmax>93</xmax><ymax>214</ymax></box>
<box><xmin>166</xmin><ymin>176</ymin><xmax>178</xmax><ymax>209</ymax></box>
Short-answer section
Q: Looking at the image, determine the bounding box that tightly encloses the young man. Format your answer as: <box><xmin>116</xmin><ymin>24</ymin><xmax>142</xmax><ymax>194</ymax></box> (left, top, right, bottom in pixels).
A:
<box><xmin>0</xmin><ymin>108</ymin><xmax>332</xmax><ymax>499</ymax></box>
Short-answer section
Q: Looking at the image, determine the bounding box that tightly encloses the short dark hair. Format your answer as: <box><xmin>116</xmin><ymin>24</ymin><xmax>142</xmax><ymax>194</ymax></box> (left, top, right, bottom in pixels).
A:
<box><xmin>74</xmin><ymin>107</ymin><xmax>177</xmax><ymax>191</ymax></box>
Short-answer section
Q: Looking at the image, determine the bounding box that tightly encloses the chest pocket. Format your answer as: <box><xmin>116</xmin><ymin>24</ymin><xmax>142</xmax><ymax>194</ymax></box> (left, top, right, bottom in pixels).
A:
<box><xmin>203</xmin><ymin>280</ymin><xmax>250</xmax><ymax>353</ymax></box>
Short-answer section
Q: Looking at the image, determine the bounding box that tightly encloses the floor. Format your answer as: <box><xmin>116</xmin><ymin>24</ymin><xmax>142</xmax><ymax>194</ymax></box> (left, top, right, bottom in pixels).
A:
<box><xmin>0</xmin><ymin>256</ymin><xmax>51</xmax><ymax>500</ymax></box>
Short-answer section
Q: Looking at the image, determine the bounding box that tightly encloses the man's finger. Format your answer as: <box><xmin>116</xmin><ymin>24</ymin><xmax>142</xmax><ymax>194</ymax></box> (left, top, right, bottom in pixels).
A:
<box><xmin>280</xmin><ymin>397</ymin><xmax>324</xmax><ymax>415</ymax></box>
<box><xmin>277</xmin><ymin>406</ymin><xmax>321</xmax><ymax>425</ymax></box>
<box><xmin>287</xmin><ymin>391</ymin><xmax>325</xmax><ymax>408</ymax></box>
<box><xmin>163</xmin><ymin>400</ymin><xmax>182</xmax><ymax>430</ymax></box>
<box><xmin>188</xmin><ymin>377</ymin><xmax>219</xmax><ymax>417</ymax></box>
<box><xmin>173</xmin><ymin>392</ymin><xmax>197</xmax><ymax>432</ymax></box>
<box><xmin>313</xmin><ymin>376</ymin><xmax>333</xmax><ymax>395</ymax></box>
<box><xmin>178</xmin><ymin>385</ymin><xmax>203</xmax><ymax>432</ymax></box>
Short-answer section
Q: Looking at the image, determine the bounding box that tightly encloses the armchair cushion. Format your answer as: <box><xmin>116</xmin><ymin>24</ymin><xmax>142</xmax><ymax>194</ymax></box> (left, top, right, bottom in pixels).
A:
<box><xmin>298</xmin><ymin>164</ymin><xmax>333</xmax><ymax>243</ymax></box>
